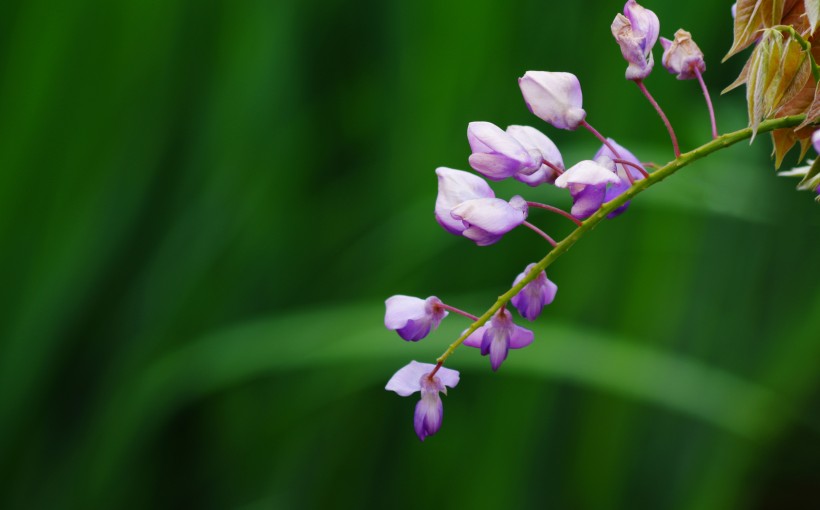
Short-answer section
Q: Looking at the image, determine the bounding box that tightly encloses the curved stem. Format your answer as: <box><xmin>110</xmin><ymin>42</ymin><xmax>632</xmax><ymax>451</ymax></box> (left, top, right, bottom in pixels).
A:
<box><xmin>542</xmin><ymin>159</ymin><xmax>564</xmax><ymax>175</ymax></box>
<box><xmin>526</xmin><ymin>201</ymin><xmax>583</xmax><ymax>226</ymax></box>
<box><xmin>435</xmin><ymin>114</ymin><xmax>806</xmax><ymax>366</ymax></box>
<box><xmin>694</xmin><ymin>68</ymin><xmax>718</xmax><ymax>139</ymax></box>
<box><xmin>635</xmin><ymin>79</ymin><xmax>681</xmax><ymax>158</ymax></box>
<box><xmin>438</xmin><ymin>303</ymin><xmax>479</xmax><ymax>321</ymax></box>
<box><xmin>522</xmin><ymin>221</ymin><xmax>558</xmax><ymax>247</ymax></box>
<box><xmin>580</xmin><ymin>120</ymin><xmax>622</xmax><ymax>158</ymax></box>
<box><xmin>612</xmin><ymin>158</ymin><xmax>650</xmax><ymax>179</ymax></box>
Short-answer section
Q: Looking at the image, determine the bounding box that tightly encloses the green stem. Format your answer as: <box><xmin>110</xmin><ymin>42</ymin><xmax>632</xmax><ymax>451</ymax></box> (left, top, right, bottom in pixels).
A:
<box><xmin>435</xmin><ymin>114</ymin><xmax>806</xmax><ymax>365</ymax></box>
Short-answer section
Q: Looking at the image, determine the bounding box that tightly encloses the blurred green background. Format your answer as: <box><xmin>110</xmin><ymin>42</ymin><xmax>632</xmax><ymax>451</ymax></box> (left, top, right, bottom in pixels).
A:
<box><xmin>1</xmin><ymin>0</ymin><xmax>819</xmax><ymax>508</ymax></box>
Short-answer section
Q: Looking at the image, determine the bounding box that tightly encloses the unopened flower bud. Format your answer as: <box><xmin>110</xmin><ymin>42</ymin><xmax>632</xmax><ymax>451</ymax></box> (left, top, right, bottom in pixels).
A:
<box><xmin>611</xmin><ymin>0</ymin><xmax>660</xmax><ymax>81</ymax></box>
<box><xmin>660</xmin><ymin>29</ymin><xmax>706</xmax><ymax>80</ymax></box>
<box><xmin>450</xmin><ymin>195</ymin><xmax>528</xmax><ymax>246</ymax></box>
<box><xmin>518</xmin><ymin>71</ymin><xmax>586</xmax><ymax>130</ymax></box>
<box><xmin>467</xmin><ymin>121</ymin><xmax>539</xmax><ymax>181</ymax></box>
<box><xmin>506</xmin><ymin>125</ymin><xmax>565</xmax><ymax>186</ymax></box>
<box><xmin>554</xmin><ymin>159</ymin><xmax>621</xmax><ymax>219</ymax></box>
<box><xmin>384</xmin><ymin>295</ymin><xmax>448</xmax><ymax>341</ymax></box>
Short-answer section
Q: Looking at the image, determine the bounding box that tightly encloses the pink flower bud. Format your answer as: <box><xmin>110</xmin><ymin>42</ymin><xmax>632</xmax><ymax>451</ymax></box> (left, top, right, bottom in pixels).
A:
<box><xmin>611</xmin><ymin>0</ymin><xmax>660</xmax><ymax>81</ymax></box>
<box><xmin>660</xmin><ymin>29</ymin><xmax>706</xmax><ymax>80</ymax></box>
<box><xmin>518</xmin><ymin>71</ymin><xmax>586</xmax><ymax>131</ymax></box>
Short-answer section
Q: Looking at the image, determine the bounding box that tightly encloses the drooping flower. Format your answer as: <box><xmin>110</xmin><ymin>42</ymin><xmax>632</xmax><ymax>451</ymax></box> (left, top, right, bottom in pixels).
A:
<box><xmin>384</xmin><ymin>295</ymin><xmax>448</xmax><ymax>341</ymax></box>
<box><xmin>660</xmin><ymin>29</ymin><xmax>706</xmax><ymax>80</ymax></box>
<box><xmin>510</xmin><ymin>264</ymin><xmax>558</xmax><ymax>321</ymax></box>
<box><xmin>464</xmin><ymin>307</ymin><xmax>534</xmax><ymax>371</ymax></box>
<box><xmin>595</xmin><ymin>139</ymin><xmax>646</xmax><ymax>218</ymax></box>
<box><xmin>506</xmin><ymin>125</ymin><xmax>565</xmax><ymax>186</ymax></box>
<box><xmin>554</xmin><ymin>159</ymin><xmax>621</xmax><ymax>219</ymax></box>
<box><xmin>434</xmin><ymin>167</ymin><xmax>495</xmax><ymax>235</ymax></box>
<box><xmin>467</xmin><ymin>121</ymin><xmax>540</xmax><ymax>181</ymax></box>
<box><xmin>385</xmin><ymin>361</ymin><xmax>460</xmax><ymax>441</ymax></box>
<box><xmin>518</xmin><ymin>71</ymin><xmax>586</xmax><ymax>130</ymax></box>
<box><xmin>611</xmin><ymin>0</ymin><xmax>660</xmax><ymax>81</ymax></box>
<box><xmin>450</xmin><ymin>195</ymin><xmax>528</xmax><ymax>246</ymax></box>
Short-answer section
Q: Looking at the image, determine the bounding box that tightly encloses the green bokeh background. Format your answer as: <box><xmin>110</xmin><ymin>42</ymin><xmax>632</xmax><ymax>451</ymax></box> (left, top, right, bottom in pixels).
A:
<box><xmin>1</xmin><ymin>0</ymin><xmax>819</xmax><ymax>508</ymax></box>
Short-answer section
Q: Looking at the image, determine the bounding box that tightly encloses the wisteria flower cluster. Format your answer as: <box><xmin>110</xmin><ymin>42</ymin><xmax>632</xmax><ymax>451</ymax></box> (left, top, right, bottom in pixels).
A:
<box><xmin>385</xmin><ymin>0</ymin><xmax>820</xmax><ymax>442</ymax></box>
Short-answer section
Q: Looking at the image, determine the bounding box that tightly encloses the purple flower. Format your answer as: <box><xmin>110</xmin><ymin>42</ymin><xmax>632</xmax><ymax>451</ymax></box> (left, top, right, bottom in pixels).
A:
<box><xmin>467</xmin><ymin>121</ymin><xmax>540</xmax><ymax>181</ymax></box>
<box><xmin>611</xmin><ymin>0</ymin><xmax>660</xmax><ymax>81</ymax></box>
<box><xmin>554</xmin><ymin>159</ymin><xmax>621</xmax><ymax>219</ymax></box>
<box><xmin>660</xmin><ymin>29</ymin><xmax>706</xmax><ymax>80</ymax></box>
<box><xmin>464</xmin><ymin>307</ymin><xmax>534</xmax><ymax>371</ymax></box>
<box><xmin>813</xmin><ymin>130</ymin><xmax>820</xmax><ymax>154</ymax></box>
<box><xmin>385</xmin><ymin>295</ymin><xmax>448</xmax><ymax>341</ymax></box>
<box><xmin>450</xmin><ymin>195</ymin><xmax>528</xmax><ymax>246</ymax></box>
<box><xmin>731</xmin><ymin>3</ymin><xmax>736</xmax><ymax>19</ymax></box>
<box><xmin>385</xmin><ymin>361</ymin><xmax>460</xmax><ymax>441</ymax></box>
<box><xmin>510</xmin><ymin>264</ymin><xmax>558</xmax><ymax>321</ymax></box>
<box><xmin>506</xmin><ymin>125</ymin><xmax>565</xmax><ymax>186</ymax></box>
<box><xmin>518</xmin><ymin>71</ymin><xmax>586</xmax><ymax>130</ymax></box>
<box><xmin>435</xmin><ymin>167</ymin><xmax>495</xmax><ymax>235</ymax></box>
<box><xmin>595</xmin><ymin>139</ymin><xmax>646</xmax><ymax>218</ymax></box>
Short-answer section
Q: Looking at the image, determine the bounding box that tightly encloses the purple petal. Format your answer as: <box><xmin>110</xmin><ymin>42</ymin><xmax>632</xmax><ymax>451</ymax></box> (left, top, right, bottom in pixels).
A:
<box><xmin>414</xmin><ymin>392</ymin><xmax>443</xmax><ymax>441</ymax></box>
<box><xmin>435</xmin><ymin>167</ymin><xmax>495</xmax><ymax>235</ymax></box>
<box><xmin>463</xmin><ymin>325</ymin><xmax>488</xmax><ymax>348</ymax></box>
<box><xmin>595</xmin><ymin>139</ymin><xmax>645</xmax><ymax>218</ymax></box>
<box><xmin>569</xmin><ymin>184</ymin><xmax>607</xmax><ymax>220</ymax></box>
<box><xmin>385</xmin><ymin>361</ymin><xmax>436</xmax><ymax>396</ymax></box>
<box><xmin>488</xmin><ymin>334</ymin><xmax>509</xmax><ymax>371</ymax></box>
<box><xmin>555</xmin><ymin>160</ymin><xmax>620</xmax><ymax>188</ymax></box>
<box><xmin>384</xmin><ymin>295</ymin><xmax>447</xmax><ymax>341</ymax></box>
<box><xmin>506</xmin><ymin>125</ymin><xmax>564</xmax><ymax>172</ymax></box>
<box><xmin>509</xmin><ymin>325</ymin><xmax>534</xmax><ymax>349</ymax></box>
<box><xmin>518</xmin><ymin>71</ymin><xmax>586</xmax><ymax>130</ymax></box>
<box><xmin>812</xmin><ymin>131</ymin><xmax>820</xmax><ymax>155</ymax></box>
<box><xmin>624</xmin><ymin>0</ymin><xmax>659</xmax><ymax>49</ymax></box>
<box><xmin>468</xmin><ymin>153</ymin><xmax>527</xmax><ymax>181</ymax></box>
<box><xmin>468</xmin><ymin>122</ymin><xmax>533</xmax><ymax>163</ymax></box>
<box><xmin>511</xmin><ymin>263</ymin><xmax>558</xmax><ymax>321</ymax></box>
<box><xmin>451</xmin><ymin>197</ymin><xmax>527</xmax><ymax>245</ymax></box>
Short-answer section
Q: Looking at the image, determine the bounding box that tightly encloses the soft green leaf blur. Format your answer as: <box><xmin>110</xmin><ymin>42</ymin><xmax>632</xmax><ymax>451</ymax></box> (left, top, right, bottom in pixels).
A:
<box><xmin>1</xmin><ymin>0</ymin><xmax>818</xmax><ymax>509</ymax></box>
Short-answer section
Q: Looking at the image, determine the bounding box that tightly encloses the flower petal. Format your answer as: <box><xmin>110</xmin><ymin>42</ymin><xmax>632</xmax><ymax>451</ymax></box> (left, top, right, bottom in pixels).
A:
<box><xmin>506</xmin><ymin>125</ymin><xmax>564</xmax><ymax>170</ymax></box>
<box><xmin>385</xmin><ymin>361</ymin><xmax>436</xmax><ymax>397</ymax></box>
<box><xmin>518</xmin><ymin>71</ymin><xmax>586</xmax><ymax>130</ymax></box>
<box><xmin>555</xmin><ymin>160</ymin><xmax>620</xmax><ymax>188</ymax></box>
<box><xmin>509</xmin><ymin>325</ymin><xmax>535</xmax><ymax>349</ymax></box>
<box><xmin>414</xmin><ymin>392</ymin><xmax>443</xmax><ymax>441</ymax></box>
<box><xmin>451</xmin><ymin>197</ymin><xmax>527</xmax><ymax>236</ymax></box>
<box><xmin>435</xmin><ymin>167</ymin><xmax>495</xmax><ymax>235</ymax></box>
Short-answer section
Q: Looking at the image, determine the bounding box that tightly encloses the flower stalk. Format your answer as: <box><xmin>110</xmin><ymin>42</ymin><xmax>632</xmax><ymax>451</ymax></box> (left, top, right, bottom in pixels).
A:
<box><xmin>635</xmin><ymin>79</ymin><xmax>681</xmax><ymax>157</ymax></box>
<box><xmin>694</xmin><ymin>68</ymin><xmax>718</xmax><ymax>139</ymax></box>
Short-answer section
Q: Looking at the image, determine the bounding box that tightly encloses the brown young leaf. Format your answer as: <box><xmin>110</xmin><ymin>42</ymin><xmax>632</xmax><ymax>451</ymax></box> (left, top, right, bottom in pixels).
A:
<box><xmin>772</xmin><ymin>75</ymin><xmax>816</xmax><ymax>166</ymax></box>
<box><xmin>747</xmin><ymin>30</ymin><xmax>811</xmax><ymax>138</ymax></box>
<box><xmin>772</xmin><ymin>128</ymin><xmax>800</xmax><ymax>165</ymax></box>
<box><xmin>781</xmin><ymin>0</ymin><xmax>809</xmax><ymax>34</ymax></box>
<box><xmin>773</xmin><ymin>36</ymin><xmax>813</xmax><ymax>107</ymax></box>
<box><xmin>796</xmin><ymin>82</ymin><xmax>820</xmax><ymax>129</ymax></box>
<box><xmin>726</xmin><ymin>0</ymin><xmax>786</xmax><ymax>60</ymax></box>
<box><xmin>747</xmin><ymin>31</ymin><xmax>782</xmax><ymax>135</ymax></box>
